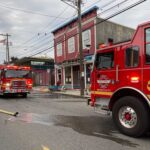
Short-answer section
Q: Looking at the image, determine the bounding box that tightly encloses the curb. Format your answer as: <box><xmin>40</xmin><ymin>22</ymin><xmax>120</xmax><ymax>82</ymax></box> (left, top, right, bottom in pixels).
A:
<box><xmin>52</xmin><ymin>91</ymin><xmax>89</xmax><ymax>99</ymax></box>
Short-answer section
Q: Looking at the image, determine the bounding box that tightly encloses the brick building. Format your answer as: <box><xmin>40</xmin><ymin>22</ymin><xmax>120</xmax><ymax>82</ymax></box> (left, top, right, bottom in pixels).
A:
<box><xmin>52</xmin><ymin>6</ymin><xmax>134</xmax><ymax>89</ymax></box>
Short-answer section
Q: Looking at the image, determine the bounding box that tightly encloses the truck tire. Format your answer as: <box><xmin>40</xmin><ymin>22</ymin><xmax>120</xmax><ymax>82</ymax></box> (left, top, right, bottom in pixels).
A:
<box><xmin>22</xmin><ymin>93</ymin><xmax>27</xmax><ymax>98</ymax></box>
<box><xmin>112</xmin><ymin>96</ymin><xmax>150</xmax><ymax>137</ymax></box>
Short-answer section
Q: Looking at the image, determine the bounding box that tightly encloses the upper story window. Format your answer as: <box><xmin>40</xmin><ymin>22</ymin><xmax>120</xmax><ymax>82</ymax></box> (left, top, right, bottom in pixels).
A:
<box><xmin>68</xmin><ymin>37</ymin><xmax>75</xmax><ymax>53</ymax></box>
<box><xmin>82</xmin><ymin>29</ymin><xmax>91</xmax><ymax>49</ymax></box>
<box><xmin>145</xmin><ymin>28</ymin><xmax>150</xmax><ymax>64</ymax></box>
<box><xmin>125</xmin><ymin>46</ymin><xmax>139</xmax><ymax>67</ymax></box>
<box><xmin>56</xmin><ymin>43</ymin><xmax>62</xmax><ymax>56</ymax></box>
<box><xmin>95</xmin><ymin>51</ymin><xmax>114</xmax><ymax>69</ymax></box>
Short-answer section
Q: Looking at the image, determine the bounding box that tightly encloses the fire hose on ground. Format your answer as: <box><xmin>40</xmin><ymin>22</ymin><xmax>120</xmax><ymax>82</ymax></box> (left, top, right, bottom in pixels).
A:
<box><xmin>0</xmin><ymin>109</ymin><xmax>19</xmax><ymax>117</ymax></box>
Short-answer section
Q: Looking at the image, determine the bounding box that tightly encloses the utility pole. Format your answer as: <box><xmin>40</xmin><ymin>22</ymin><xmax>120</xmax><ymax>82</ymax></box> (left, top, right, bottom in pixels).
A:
<box><xmin>77</xmin><ymin>0</ymin><xmax>84</xmax><ymax>96</ymax></box>
<box><xmin>0</xmin><ymin>33</ymin><xmax>11</xmax><ymax>64</ymax></box>
<box><xmin>61</xmin><ymin>0</ymin><xmax>84</xmax><ymax>96</ymax></box>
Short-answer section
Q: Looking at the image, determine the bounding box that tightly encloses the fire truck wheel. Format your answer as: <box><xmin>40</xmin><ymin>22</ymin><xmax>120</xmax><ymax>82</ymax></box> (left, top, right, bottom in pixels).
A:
<box><xmin>112</xmin><ymin>96</ymin><xmax>150</xmax><ymax>137</ymax></box>
<box><xmin>22</xmin><ymin>93</ymin><xmax>27</xmax><ymax>98</ymax></box>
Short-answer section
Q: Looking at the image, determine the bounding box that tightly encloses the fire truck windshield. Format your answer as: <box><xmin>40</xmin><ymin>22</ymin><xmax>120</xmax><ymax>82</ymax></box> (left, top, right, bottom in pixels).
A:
<box><xmin>5</xmin><ymin>70</ymin><xmax>31</xmax><ymax>78</ymax></box>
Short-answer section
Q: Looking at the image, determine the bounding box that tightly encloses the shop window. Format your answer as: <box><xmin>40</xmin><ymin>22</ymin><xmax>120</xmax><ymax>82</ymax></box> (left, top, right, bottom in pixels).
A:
<box><xmin>126</xmin><ymin>46</ymin><xmax>139</xmax><ymax>67</ymax></box>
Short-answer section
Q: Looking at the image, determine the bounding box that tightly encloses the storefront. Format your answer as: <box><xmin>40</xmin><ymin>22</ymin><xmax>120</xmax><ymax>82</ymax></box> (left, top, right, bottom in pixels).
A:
<box><xmin>55</xmin><ymin>55</ymin><xmax>94</xmax><ymax>89</ymax></box>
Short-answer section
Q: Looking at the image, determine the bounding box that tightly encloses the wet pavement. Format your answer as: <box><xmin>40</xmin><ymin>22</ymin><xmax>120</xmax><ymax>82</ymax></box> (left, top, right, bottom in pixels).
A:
<box><xmin>0</xmin><ymin>92</ymin><xmax>149</xmax><ymax>150</ymax></box>
<box><xmin>7</xmin><ymin>113</ymin><xmax>138</xmax><ymax>147</ymax></box>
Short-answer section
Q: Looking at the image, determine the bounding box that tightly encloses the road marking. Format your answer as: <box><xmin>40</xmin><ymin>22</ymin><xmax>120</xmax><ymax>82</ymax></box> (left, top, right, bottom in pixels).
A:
<box><xmin>42</xmin><ymin>145</ymin><xmax>50</xmax><ymax>150</ymax></box>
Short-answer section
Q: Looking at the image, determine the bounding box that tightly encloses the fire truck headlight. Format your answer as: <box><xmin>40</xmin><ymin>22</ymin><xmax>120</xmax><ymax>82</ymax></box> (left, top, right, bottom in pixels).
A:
<box><xmin>5</xmin><ymin>83</ymin><xmax>11</xmax><ymax>87</ymax></box>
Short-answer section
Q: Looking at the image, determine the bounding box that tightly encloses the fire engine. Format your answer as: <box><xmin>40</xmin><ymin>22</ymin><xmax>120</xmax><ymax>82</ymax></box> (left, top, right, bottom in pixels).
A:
<box><xmin>0</xmin><ymin>65</ymin><xmax>32</xmax><ymax>97</ymax></box>
<box><xmin>88</xmin><ymin>21</ymin><xmax>150</xmax><ymax>137</ymax></box>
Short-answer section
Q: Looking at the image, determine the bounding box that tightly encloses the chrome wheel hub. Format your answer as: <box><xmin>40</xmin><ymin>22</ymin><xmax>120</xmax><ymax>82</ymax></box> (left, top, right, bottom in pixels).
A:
<box><xmin>118</xmin><ymin>106</ymin><xmax>137</xmax><ymax>128</ymax></box>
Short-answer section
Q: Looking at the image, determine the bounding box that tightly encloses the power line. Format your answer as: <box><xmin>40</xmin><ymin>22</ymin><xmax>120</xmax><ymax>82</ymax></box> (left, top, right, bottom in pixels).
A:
<box><xmin>15</xmin><ymin>0</ymin><xmax>145</xmax><ymax>58</ymax></box>
<box><xmin>14</xmin><ymin>8</ymin><xmax>78</xmax><ymax>55</ymax></box>
<box><xmin>16</xmin><ymin>6</ymin><xmax>71</xmax><ymax>50</ymax></box>
<box><xmin>25</xmin><ymin>47</ymin><xmax>53</xmax><ymax>58</ymax></box>
<box><xmin>99</xmin><ymin>0</ymin><xmax>129</xmax><ymax>15</ymax></box>
<box><xmin>0</xmin><ymin>33</ymin><xmax>11</xmax><ymax>63</ymax></box>
<box><xmin>0</xmin><ymin>2</ymin><xmax>68</xmax><ymax>19</ymax></box>
<box><xmin>16</xmin><ymin>40</ymin><xmax>53</xmax><ymax>57</ymax></box>
<box><xmin>24</xmin><ymin>0</ymin><xmax>145</xmax><ymax>58</ymax></box>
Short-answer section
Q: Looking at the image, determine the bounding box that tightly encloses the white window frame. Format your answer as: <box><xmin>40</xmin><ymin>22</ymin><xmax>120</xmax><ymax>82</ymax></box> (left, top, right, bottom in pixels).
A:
<box><xmin>68</xmin><ymin>37</ymin><xmax>75</xmax><ymax>53</ymax></box>
<box><xmin>82</xmin><ymin>29</ymin><xmax>91</xmax><ymax>49</ymax></box>
<box><xmin>56</xmin><ymin>42</ymin><xmax>62</xmax><ymax>56</ymax></box>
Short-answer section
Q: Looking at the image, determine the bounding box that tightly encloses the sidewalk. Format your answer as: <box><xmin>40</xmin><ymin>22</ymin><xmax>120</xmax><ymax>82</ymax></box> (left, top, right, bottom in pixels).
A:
<box><xmin>32</xmin><ymin>86</ymin><xmax>49</xmax><ymax>93</ymax></box>
<box><xmin>52</xmin><ymin>88</ymin><xmax>90</xmax><ymax>98</ymax></box>
<box><xmin>32</xmin><ymin>86</ymin><xmax>90</xmax><ymax>98</ymax></box>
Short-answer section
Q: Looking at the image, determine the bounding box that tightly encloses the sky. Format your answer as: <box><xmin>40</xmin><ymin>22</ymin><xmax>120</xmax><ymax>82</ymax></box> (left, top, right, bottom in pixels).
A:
<box><xmin>0</xmin><ymin>0</ymin><xmax>150</xmax><ymax>63</ymax></box>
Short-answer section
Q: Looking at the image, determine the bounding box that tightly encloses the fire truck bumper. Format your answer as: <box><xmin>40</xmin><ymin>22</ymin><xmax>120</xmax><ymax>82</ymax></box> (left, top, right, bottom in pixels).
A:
<box><xmin>0</xmin><ymin>89</ymin><xmax>30</xmax><ymax>95</ymax></box>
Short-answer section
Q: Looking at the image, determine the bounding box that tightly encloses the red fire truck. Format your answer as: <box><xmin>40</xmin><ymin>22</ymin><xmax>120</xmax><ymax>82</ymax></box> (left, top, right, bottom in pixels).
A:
<box><xmin>0</xmin><ymin>65</ymin><xmax>32</xmax><ymax>97</ymax></box>
<box><xmin>88</xmin><ymin>21</ymin><xmax>150</xmax><ymax>137</ymax></box>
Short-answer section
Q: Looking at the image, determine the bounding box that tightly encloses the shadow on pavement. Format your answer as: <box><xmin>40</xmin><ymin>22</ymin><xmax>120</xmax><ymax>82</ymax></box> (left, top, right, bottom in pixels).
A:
<box><xmin>7</xmin><ymin>113</ymin><xmax>143</xmax><ymax>147</ymax></box>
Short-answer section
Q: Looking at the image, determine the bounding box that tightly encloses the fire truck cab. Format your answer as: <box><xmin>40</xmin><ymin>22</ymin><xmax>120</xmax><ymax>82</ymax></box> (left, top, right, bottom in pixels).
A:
<box><xmin>0</xmin><ymin>65</ymin><xmax>32</xmax><ymax>97</ymax></box>
<box><xmin>89</xmin><ymin>21</ymin><xmax>150</xmax><ymax>137</ymax></box>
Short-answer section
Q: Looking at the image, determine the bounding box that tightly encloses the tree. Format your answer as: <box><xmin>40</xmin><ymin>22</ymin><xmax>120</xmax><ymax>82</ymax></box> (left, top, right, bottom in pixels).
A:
<box><xmin>10</xmin><ymin>56</ymin><xmax>19</xmax><ymax>63</ymax></box>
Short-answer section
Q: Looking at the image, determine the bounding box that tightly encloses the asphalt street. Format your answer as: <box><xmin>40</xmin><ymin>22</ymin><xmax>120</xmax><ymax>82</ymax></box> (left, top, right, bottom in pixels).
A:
<box><xmin>0</xmin><ymin>92</ymin><xmax>149</xmax><ymax>150</ymax></box>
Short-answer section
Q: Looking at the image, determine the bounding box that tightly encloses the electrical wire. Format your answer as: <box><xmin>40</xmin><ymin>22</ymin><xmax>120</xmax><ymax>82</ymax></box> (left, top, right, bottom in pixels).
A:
<box><xmin>22</xmin><ymin>0</ymin><xmax>145</xmax><ymax>58</ymax></box>
<box><xmin>14</xmin><ymin>9</ymin><xmax>78</xmax><ymax>56</ymax></box>
<box><xmin>0</xmin><ymin>2</ymin><xmax>68</xmax><ymax>19</ymax></box>
<box><xmin>16</xmin><ymin>40</ymin><xmax>53</xmax><ymax>57</ymax></box>
<box><xmin>99</xmin><ymin>0</ymin><xmax>129</xmax><ymax>15</ymax></box>
<box><xmin>14</xmin><ymin>0</ymin><xmax>146</xmax><ymax>56</ymax></box>
<box><xmin>15</xmin><ymin>6</ymin><xmax>71</xmax><ymax>50</ymax></box>
<box><xmin>18</xmin><ymin>0</ymin><xmax>112</xmax><ymax>54</ymax></box>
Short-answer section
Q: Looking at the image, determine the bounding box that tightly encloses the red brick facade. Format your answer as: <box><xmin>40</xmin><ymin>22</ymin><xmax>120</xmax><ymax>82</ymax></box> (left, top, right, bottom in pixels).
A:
<box><xmin>53</xmin><ymin>8</ymin><xmax>97</xmax><ymax>64</ymax></box>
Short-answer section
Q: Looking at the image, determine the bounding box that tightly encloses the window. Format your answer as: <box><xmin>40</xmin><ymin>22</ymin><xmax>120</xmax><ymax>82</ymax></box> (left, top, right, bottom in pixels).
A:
<box><xmin>56</xmin><ymin>43</ymin><xmax>62</xmax><ymax>56</ymax></box>
<box><xmin>145</xmin><ymin>28</ymin><xmax>150</xmax><ymax>64</ymax></box>
<box><xmin>126</xmin><ymin>46</ymin><xmax>139</xmax><ymax>67</ymax></box>
<box><xmin>95</xmin><ymin>51</ymin><xmax>114</xmax><ymax>69</ymax></box>
<box><xmin>68</xmin><ymin>37</ymin><xmax>75</xmax><ymax>53</ymax></box>
<box><xmin>82</xmin><ymin>30</ymin><xmax>91</xmax><ymax>49</ymax></box>
<box><xmin>5</xmin><ymin>70</ymin><xmax>32</xmax><ymax>78</ymax></box>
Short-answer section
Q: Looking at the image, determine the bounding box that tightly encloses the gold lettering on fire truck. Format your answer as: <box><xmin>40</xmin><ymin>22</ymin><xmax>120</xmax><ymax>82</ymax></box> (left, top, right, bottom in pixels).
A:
<box><xmin>97</xmin><ymin>75</ymin><xmax>111</xmax><ymax>89</ymax></box>
<box><xmin>147</xmin><ymin>81</ymin><xmax>150</xmax><ymax>91</ymax></box>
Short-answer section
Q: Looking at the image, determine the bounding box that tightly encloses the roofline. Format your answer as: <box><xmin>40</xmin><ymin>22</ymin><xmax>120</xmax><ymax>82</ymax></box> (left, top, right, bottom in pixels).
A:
<box><xmin>51</xmin><ymin>6</ymin><xmax>99</xmax><ymax>33</ymax></box>
<box><xmin>14</xmin><ymin>57</ymin><xmax>54</xmax><ymax>64</ymax></box>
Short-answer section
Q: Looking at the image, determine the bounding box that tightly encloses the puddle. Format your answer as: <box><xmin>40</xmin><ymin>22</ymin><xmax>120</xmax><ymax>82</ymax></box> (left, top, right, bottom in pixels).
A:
<box><xmin>8</xmin><ymin>113</ymin><xmax>54</xmax><ymax>126</ymax></box>
<box><xmin>8</xmin><ymin>113</ymin><xmax>139</xmax><ymax>147</ymax></box>
<box><xmin>53</xmin><ymin>115</ymin><xmax>139</xmax><ymax>147</ymax></box>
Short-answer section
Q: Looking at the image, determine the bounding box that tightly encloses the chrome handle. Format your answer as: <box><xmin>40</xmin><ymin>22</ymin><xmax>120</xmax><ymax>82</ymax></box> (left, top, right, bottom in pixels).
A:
<box><xmin>116</xmin><ymin>65</ymin><xmax>119</xmax><ymax>82</ymax></box>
